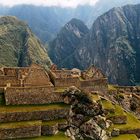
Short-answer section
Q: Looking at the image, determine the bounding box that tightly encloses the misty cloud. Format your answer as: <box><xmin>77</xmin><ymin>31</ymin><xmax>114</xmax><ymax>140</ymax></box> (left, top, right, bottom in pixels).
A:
<box><xmin>0</xmin><ymin>0</ymin><xmax>99</xmax><ymax>7</ymax></box>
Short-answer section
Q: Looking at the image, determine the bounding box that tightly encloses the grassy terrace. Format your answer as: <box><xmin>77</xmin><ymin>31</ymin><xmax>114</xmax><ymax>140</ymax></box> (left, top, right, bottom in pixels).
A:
<box><xmin>110</xmin><ymin>112</ymin><xmax>140</xmax><ymax>131</ymax></box>
<box><xmin>111</xmin><ymin>134</ymin><xmax>138</xmax><ymax>140</ymax></box>
<box><xmin>92</xmin><ymin>94</ymin><xmax>100</xmax><ymax>101</ymax></box>
<box><xmin>101</xmin><ymin>99</ymin><xmax>115</xmax><ymax>110</ymax></box>
<box><xmin>42</xmin><ymin>119</ymin><xmax>66</xmax><ymax>126</ymax></box>
<box><xmin>0</xmin><ymin>103</ymin><xmax>69</xmax><ymax>113</ymax></box>
<box><xmin>54</xmin><ymin>88</ymin><xmax>66</xmax><ymax>93</ymax></box>
<box><xmin>0</xmin><ymin>120</ymin><xmax>42</xmax><ymax>129</ymax></box>
<box><xmin>107</xmin><ymin>105</ymin><xmax>126</xmax><ymax>118</ymax></box>
<box><xmin>108</xmin><ymin>85</ymin><xmax>117</xmax><ymax>91</ymax></box>
<box><xmin>17</xmin><ymin>132</ymin><xmax>70</xmax><ymax>140</ymax></box>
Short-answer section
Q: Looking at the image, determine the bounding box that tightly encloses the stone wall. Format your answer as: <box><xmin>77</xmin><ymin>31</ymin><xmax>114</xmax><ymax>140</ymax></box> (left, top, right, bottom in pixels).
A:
<box><xmin>0</xmin><ymin>108</ymin><xmax>69</xmax><ymax>123</ymax></box>
<box><xmin>5</xmin><ymin>86</ymin><xmax>63</xmax><ymax>105</ymax></box>
<box><xmin>80</xmin><ymin>78</ymin><xmax>108</xmax><ymax>93</ymax></box>
<box><xmin>42</xmin><ymin>124</ymin><xmax>58</xmax><ymax>135</ymax></box>
<box><xmin>115</xmin><ymin>86</ymin><xmax>140</xmax><ymax>93</ymax></box>
<box><xmin>24</xmin><ymin>68</ymin><xmax>52</xmax><ymax>87</ymax></box>
<box><xmin>0</xmin><ymin>76</ymin><xmax>20</xmax><ymax>87</ymax></box>
<box><xmin>108</xmin><ymin>115</ymin><xmax>127</xmax><ymax>124</ymax></box>
<box><xmin>54</xmin><ymin>78</ymin><xmax>80</xmax><ymax>88</ymax></box>
<box><xmin>0</xmin><ymin>123</ymin><xmax>41</xmax><ymax>139</ymax></box>
<box><xmin>120</xmin><ymin>129</ymin><xmax>140</xmax><ymax>137</ymax></box>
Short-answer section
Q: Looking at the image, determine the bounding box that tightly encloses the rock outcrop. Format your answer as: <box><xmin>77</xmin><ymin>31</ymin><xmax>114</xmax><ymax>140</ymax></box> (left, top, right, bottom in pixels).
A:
<box><xmin>63</xmin><ymin>87</ymin><xmax>109</xmax><ymax>140</ymax></box>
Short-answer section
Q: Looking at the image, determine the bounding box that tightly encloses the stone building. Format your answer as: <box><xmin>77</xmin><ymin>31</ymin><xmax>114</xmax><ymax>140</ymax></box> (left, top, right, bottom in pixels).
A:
<box><xmin>0</xmin><ymin>63</ymin><xmax>108</xmax><ymax>139</ymax></box>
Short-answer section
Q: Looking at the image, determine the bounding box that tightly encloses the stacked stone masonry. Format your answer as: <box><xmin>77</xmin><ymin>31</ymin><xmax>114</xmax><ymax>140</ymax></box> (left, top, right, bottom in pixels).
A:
<box><xmin>0</xmin><ymin>63</ymin><xmax>108</xmax><ymax>139</ymax></box>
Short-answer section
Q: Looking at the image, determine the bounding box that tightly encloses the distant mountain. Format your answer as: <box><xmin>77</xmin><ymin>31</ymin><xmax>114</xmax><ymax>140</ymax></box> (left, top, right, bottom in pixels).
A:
<box><xmin>49</xmin><ymin>4</ymin><xmax>140</xmax><ymax>86</ymax></box>
<box><xmin>0</xmin><ymin>0</ymin><xmax>139</xmax><ymax>43</ymax></box>
<box><xmin>0</xmin><ymin>16</ymin><xmax>52</xmax><ymax>68</ymax></box>
<box><xmin>48</xmin><ymin>18</ymin><xmax>89</xmax><ymax>68</ymax></box>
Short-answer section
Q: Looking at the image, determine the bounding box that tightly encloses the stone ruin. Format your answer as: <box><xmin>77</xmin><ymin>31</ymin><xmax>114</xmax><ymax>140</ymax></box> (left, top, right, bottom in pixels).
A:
<box><xmin>49</xmin><ymin>64</ymin><xmax>108</xmax><ymax>93</ymax></box>
<box><xmin>0</xmin><ymin>63</ymin><xmax>108</xmax><ymax>139</ymax></box>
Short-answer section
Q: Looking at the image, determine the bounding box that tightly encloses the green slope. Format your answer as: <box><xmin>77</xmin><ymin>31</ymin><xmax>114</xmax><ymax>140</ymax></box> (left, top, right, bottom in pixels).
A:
<box><xmin>0</xmin><ymin>16</ymin><xmax>52</xmax><ymax>68</ymax></box>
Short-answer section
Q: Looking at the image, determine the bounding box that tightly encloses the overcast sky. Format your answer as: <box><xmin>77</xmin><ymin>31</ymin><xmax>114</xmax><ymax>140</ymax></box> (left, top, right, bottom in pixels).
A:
<box><xmin>0</xmin><ymin>0</ymin><xmax>99</xmax><ymax>7</ymax></box>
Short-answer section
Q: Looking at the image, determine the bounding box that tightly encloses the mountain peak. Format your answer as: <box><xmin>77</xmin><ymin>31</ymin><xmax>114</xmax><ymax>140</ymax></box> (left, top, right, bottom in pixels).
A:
<box><xmin>0</xmin><ymin>16</ymin><xmax>52</xmax><ymax>68</ymax></box>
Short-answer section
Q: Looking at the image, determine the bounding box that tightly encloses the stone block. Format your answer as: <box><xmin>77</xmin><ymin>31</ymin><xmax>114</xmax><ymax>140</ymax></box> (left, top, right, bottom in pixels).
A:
<box><xmin>0</xmin><ymin>121</ymin><xmax>41</xmax><ymax>139</ymax></box>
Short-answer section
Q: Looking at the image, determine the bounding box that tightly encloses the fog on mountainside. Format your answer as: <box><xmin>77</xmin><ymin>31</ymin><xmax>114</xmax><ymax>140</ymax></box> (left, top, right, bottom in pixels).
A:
<box><xmin>0</xmin><ymin>0</ymin><xmax>139</xmax><ymax>43</ymax></box>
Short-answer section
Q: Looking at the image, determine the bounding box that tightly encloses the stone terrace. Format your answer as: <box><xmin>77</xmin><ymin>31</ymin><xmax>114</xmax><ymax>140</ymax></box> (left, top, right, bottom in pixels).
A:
<box><xmin>0</xmin><ymin>64</ymin><xmax>108</xmax><ymax>139</ymax></box>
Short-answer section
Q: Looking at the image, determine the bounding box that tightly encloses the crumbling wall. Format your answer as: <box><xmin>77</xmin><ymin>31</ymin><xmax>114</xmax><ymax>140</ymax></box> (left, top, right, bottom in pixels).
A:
<box><xmin>5</xmin><ymin>87</ymin><xmax>63</xmax><ymax>105</ymax></box>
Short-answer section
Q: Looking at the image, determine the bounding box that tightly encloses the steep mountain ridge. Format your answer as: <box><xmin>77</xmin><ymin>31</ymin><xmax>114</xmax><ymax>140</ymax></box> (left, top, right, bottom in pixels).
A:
<box><xmin>49</xmin><ymin>4</ymin><xmax>140</xmax><ymax>85</ymax></box>
<box><xmin>48</xmin><ymin>18</ymin><xmax>89</xmax><ymax>68</ymax></box>
<box><xmin>0</xmin><ymin>0</ymin><xmax>139</xmax><ymax>43</ymax></box>
<box><xmin>0</xmin><ymin>16</ymin><xmax>52</xmax><ymax>68</ymax></box>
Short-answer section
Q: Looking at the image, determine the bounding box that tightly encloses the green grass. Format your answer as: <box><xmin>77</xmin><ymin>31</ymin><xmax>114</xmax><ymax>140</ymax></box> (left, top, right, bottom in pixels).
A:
<box><xmin>107</xmin><ymin>105</ymin><xmax>126</xmax><ymax>118</ymax></box>
<box><xmin>92</xmin><ymin>94</ymin><xmax>100</xmax><ymax>101</ymax></box>
<box><xmin>108</xmin><ymin>85</ymin><xmax>117</xmax><ymax>91</ymax></box>
<box><xmin>101</xmin><ymin>99</ymin><xmax>115</xmax><ymax>110</ymax></box>
<box><xmin>0</xmin><ymin>103</ymin><xmax>69</xmax><ymax>113</ymax></box>
<box><xmin>0</xmin><ymin>120</ymin><xmax>42</xmax><ymax>129</ymax></box>
<box><xmin>42</xmin><ymin>119</ymin><xmax>66</xmax><ymax>126</ymax></box>
<box><xmin>54</xmin><ymin>88</ymin><xmax>66</xmax><ymax>93</ymax></box>
<box><xmin>17</xmin><ymin>132</ymin><xmax>70</xmax><ymax>140</ymax></box>
<box><xmin>111</xmin><ymin>134</ymin><xmax>138</xmax><ymax>140</ymax></box>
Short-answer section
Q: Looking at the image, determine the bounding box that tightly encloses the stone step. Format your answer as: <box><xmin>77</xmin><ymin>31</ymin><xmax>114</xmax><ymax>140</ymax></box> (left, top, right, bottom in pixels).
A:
<box><xmin>0</xmin><ymin>120</ymin><xmax>42</xmax><ymax>139</ymax></box>
<box><xmin>0</xmin><ymin>103</ymin><xmax>69</xmax><ymax>123</ymax></box>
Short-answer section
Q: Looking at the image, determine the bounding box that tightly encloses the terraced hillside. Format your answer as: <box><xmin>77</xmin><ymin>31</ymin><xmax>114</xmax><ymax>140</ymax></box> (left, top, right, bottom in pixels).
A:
<box><xmin>0</xmin><ymin>16</ymin><xmax>51</xmax><ymax>68</ymax></box>
<box><xmin>92</xmin><ymin>92</ymin><xmax>140</xmax><ymax>140</ymax></box>
<box><xmin>0</xmin><ymin>88</ymin><xmax>70</xmax><ymax>139</ymax></box>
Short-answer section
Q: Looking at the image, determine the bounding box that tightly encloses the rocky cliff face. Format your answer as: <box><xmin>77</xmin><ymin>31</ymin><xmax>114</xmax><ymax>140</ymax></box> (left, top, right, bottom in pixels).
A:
<box><xmin>75</xmin><ymin>4</ymin><xmax>140</xmax><ymax>85</ymax></box>
<box><xmin>49</xmin><ymin>4</ymin><xmax>140</xmax><ymax>86</ymax></box>
<box><xmin>48</xmin><ymin>18</ymin><xmax>89</xmax><ymax>68</ymax></box>
<box><xmin>0</xmin><ymin>16</ymin><xmax>52</xmax><ymax>68</ymax></box>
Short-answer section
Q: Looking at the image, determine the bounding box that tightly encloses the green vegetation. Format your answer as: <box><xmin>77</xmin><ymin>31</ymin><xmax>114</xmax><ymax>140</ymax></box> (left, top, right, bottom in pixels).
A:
<box><xmin>108</xmin><ymin>85</ymin><xmax>117</xmax><ymax>91</ymax></box>
<box><xmin>55</xmin><ymin>88</ymin><xmax>66</xmax><ymax>93</ymax></box>
<box><xmin>111</xmin><ymin>112</ymin><xmax>140</xmax><ymax>130</ymax></box>
<box><xmin>107</xmin><ymin>105</ymin><xmax>126</xmax><ymax>118</ymax></box>
<box><xmin>0</xmin><ymin>103</ymin><xmax>69</xmax><ymax>113</ymax></box>
<box><xmin>0</xmin><ymin>16</ymin><xmax>51</xmax><ymax>68</ymax></box>
<box><xmin>42</xmin><ymin>119</ymin><xmax>66</xmax><ymax>126</ymax></box>
<box><xmin>111</xmin><ymin>134</ymin><xmax>138</xmax><ymax>140</ymax></box>
<box><xmin>18</xmin><ymin>132</ymin><xmax>70</xmax><ymax>140</ymax></box>
<box><xmin>0</xmin><ymin>121</ymin><xmax>42</xmax><ymax>129</ymax></box>
<box><xmin>92</xmin><ymin>94</ymin><xmax>100</xmax><ymax>101</ymax></box>
<box><xmin>101</xmin><ymin>99</ymin><xmax>115</xmax><ymax>110</ymax></box>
